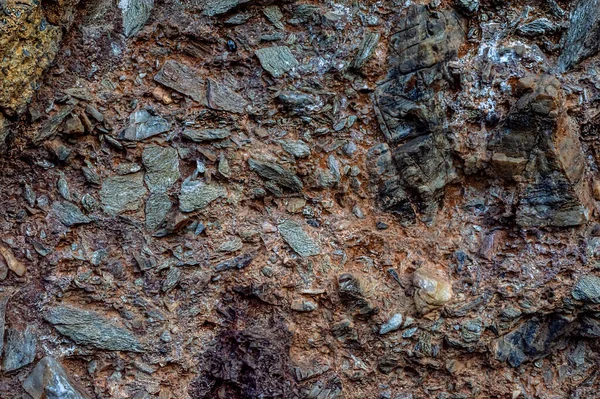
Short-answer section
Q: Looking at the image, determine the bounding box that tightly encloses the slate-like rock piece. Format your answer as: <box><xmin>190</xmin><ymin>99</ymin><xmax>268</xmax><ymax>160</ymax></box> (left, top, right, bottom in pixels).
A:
<box><xmin>179</xmin><ymin>181</ymin><xmax>227</xmax><ymax>212</ymax></box>
<box><xmin>154</xmin><ymin>60</ymin><xmax>206</xmax><ymax>103</ymax></box>
<box><xmin>120</xmin><ymin>0</ymin><xmax>154</xmax><ymax>37</ymax></box>
<box><xmin>206</xmin><ymin>79</ymin><xmax>248</xmax><ymax>114</ymax></box>
<box><xmin>278</xmin><ymin>219</ymin><xmax>320</xmax><ymax>257</ymax></box>
<box><xmin>24</xmin><ymin>356</ymin><xmax>90</xmax><ymax>399</ymax></box>
<box><xmin>145</xmin><ymin>192</ymin><xmax>172</xmax><ymax>230</ymax></box>
<box><xmin>517</xmin><ymin>18</ymin><xmax>558</xmax><ymax>37</ymax></box>
<box><xmin>119</xmin><ymin>109</ymin><xmax>171</xmax><ymax>141</ymax></box>
<box><xmin>350</xmin><ymin>32</ymin><xmax>380</xmax><ymax>70</ymax></box>
<box><xmin>255</xmin><ymin>46</ymin><xmax>299</xmax><ymax>77</ymax></box>
<box><xmin>248</xmin><ymin>159</ymin><xmax>303</xmax><ymax>192</ymax></box>
<box><xmin>280</xmin><ymin>140</ymin><xmax>311</xmax><ymax>158</ymax></box>
<box><xmin>44</xmin><ymin>306</ymin><xmax>144</xmax><ymax>352</ymax></box>
<box><xmin>495</xmin><ymin>314</ymin><xmax>572</xmax><ymax>367</ymax></box>
<box><xmin>558</xmin><ymin>0</ymin><xmax>600</xmax><ymax>71</ymax></box>
<box><xmin>51</xmin><ymin>201</ymin><xmax>91</xmax><ymax>227</ymax></box>
<box><xmin>572</xmin><ymin>275</ymin><xmax>600</xmax><ymax>303</ymax></box>
<box><xmin>142</xmin><ymin>145</ymin><xmax>180</xmax><ymax>193</ymax></box>
<box><xmin>202</xmin><ymin>0</ymin><xmax>247</xmax><ymax>16</ymax></box>
<box><xmin>3</xmin><ymin>326</ymin><xmax>37</xmax><ymax>371</ymax></box>
<box><xmin>215</xmin><ymin>253</ymin><xmax>254</xmax><ymax>272</ymax></box>
<box><xmin>100</xmin><ymin>173</ymin><xmax>148</xmax><ymax>214</ymax></box>
<box><xmin>276</xmin><ymin>91</ymin><xmax>322</xmax><ymax>114</ymax></box>
<box><xmin>182</xmin><ymin>128</ymin><xmax>231</xmax><ymax>142</ymax></box>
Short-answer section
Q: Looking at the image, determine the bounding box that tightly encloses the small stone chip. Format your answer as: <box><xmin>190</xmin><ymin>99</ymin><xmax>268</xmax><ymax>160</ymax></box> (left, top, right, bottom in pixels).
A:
<box><xmin>255</xmin><ymin>46</ymin><xmax>299</xmax><ymax>77</ymax></box>
<box><xmin>278</xmin><ymin>219</ymin><xmax>320</xmax><ymax>257</ymax></box>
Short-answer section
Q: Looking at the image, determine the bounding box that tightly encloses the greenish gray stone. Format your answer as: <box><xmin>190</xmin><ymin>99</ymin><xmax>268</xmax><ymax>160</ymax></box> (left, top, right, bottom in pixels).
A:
<box><xmin>2</xmin><ymin>326</ymin><xmax>37</xmax><ymax>371</ymax></box>
<box><xmin>154</xmin><ymin>60</ymin><xmax>206</xmax><ymax>103</ymax></box>
<box><xmin>179</xmin><ymin>181</ymin><xmax>227</xmax><ymax>212</ymax></box>
<box><xmin>255</xmin><ymin>46</ymin><xmax>299</xmax><ymax>77</ymax></box>
<box><xmin>202</xmin><ymin>0</ymin><xmax>247</xmax><ymax>16</ymax></box>
<box><xmin>51</xmin><ymin>201</ymin><xmax>91</xmax><ymax>227</ymax></box>
<box><xmin>248</xmin><ymin>158</ymin><xmax>303</xmax><ymax>192</ymax></box>
<box><xmin>350</xmin><ymin>31</ymin><xmax>380</xmax><ymax>70</ymax></box>
<box><xmin>572</xmin><ymin>275</ymin><xmax>600</xmax><ymax>303</ymax></box>
<box><xmin>278</xmin><ymin>219</ymin><xmax>320</xmax><ymax>257</ymax></box>
<box><xmin>182</xmin><ymin>128</ymin><xmax>230</xmax><ymax>142</ymax></box>
<box><xmin>120</xmin><ymin>0</ymin><xmax>154</xmax><ymax>37</ymax></box>
<box><xmin>280</xmin><ymin>140</ymin><xmax>311</xmax><ymax>158</ymax></box>
<box><xmin>119</xmin><ymin>109</ymin><xmax>171</xmax><ymax>141</ymax></box>
<box><xmin>100</xmin><ymin>173</ymin><xmax>147</xmax><ymax>214</ymax></box>
<box><xmin>558</xmin><ymin>0</ymin><xmax>600</xmax><ymax>71</ymax></box>
<box><xmin>142</xmin><ymin>145</ymin><xmax>180</xmax><ymax>193</ymax></box>
<box><xmin>145</xmin><ymin>192</ymin><xmax>172</xmax><ymax>230</ymax></box>
<box><xmin>44</xmin><ymin>306</ymin><xmax>143</xmax><ymax>352</ymax></box>
<box><xmin>24</xmin><ymin>357</ymin><xmax>90</xmax><ymax>399</ymax></box>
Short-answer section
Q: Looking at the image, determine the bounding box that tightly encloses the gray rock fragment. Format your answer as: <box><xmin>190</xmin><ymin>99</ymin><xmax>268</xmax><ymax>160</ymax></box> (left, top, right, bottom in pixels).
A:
<box><xmin>350</xmin><ymin>32</ymin><xmax>380</xmax><ymax>70</ymax></box>
<box><xmin>179</xmin><ymin>181</ymin><xmax>227</xmax><ymax>212</ymax></box>
<box><xmin>454</xmin><ymin>0</ymin><xmax>479</xmax><ymax>14</ymax></box>
<box><xmin>558</xmin><ymin>0</ymin><xmax>600</xmax><ymax>71</ymax></box>
<box><xmin>280</xmin><ymin>140</ymin><xmax>311</xmax><ymax>158</ymax></box>
<box><xmin>100</xmin><ymin>173</ymin><xmax>147</xmax><ymax>214</ymax></box>
<box><xmin>206</xmin><ymin>79</ymin><xmax>248</xmax><ymax>114</ymax></box>
<box><xmin>142</xmin><ymin>145</ymin><xmax>180</xmax><ymax>193</ymax></box>
<box><xmin>154</xmin><ymin>60</ymin><xmax>206</xmax><ymax>103</ymax></box>
<box><xmin>248</xmin><ymin>158</ymin><xmax>303</xmax><ymax>192</ymax></box>
<box><xmin>276</xmin><ymin>91</ymin><xmax>322</xmax><ymax>114</ymax></box>
<box><xmin>278</xmin><ymin>219</ymin><xmax>320</xmax><ymax>257</ymax></box>
<box><xmin>120</xmin><ymin>0</ymin><xmax>154</xmax><ymax>37</ymax></box>
<box><xmin>182</xmin><ymin>128</ymin><xmax>231</xmax><ymax>142</ymax></box>
<box><xmin>24</xmin><ymin>356</ymin><xmax>90</xmax><ymax>399</ymax></box>
<box><xmin>517</xmin><ymin>18</ymin><xmax>558</xmax><ymax>37</ymax></box>
<box><xmin>255</xmin><ymin>46</ymin><xmax>299</xmax><ymax>77</ymax></box>
<box><xmin>217</xmin><ymin>237</ymin><xmax>243</xmax><ymax>253</ymax></box>
<box><xmin>3</xmin><ymin>326</ymin><xmax>37</xmax><ymax>371</ymax></box>
<box><xmin>51</xmin><ymin>201</ymin><xmax>91</xmax><ymax>227</ymax></box>
<box><xmin>572</xmin><ymin>275</ymin><xmax>600</xmax><ymax>303</ymax></box>
<box><xmin>202</xmin><ymin>0</ymin><xmax>247</xmax><ymax>16</ymax></box>
<box><xmin>162</xmin><ymin>267</ymin><xmax>181</xmax><ymax>292</ymax></box>
<box><xmin>44</xmin><ymin>306</ymin><xmax>143</xmax><ymax>352</ymax></box>
<box><xmin>145</xmin><ymin>192</ymin><xmax>172</xmax><ymax>230</ymax></box>
<box><xmin>379</xmin><ymin>313</ymin><xmax>403</xmax><ymax>335</ymax></box>
<box><xmin>119</xmin><ymin>109</ymin><xmax>171</xmax><ymax>141</ymax></box>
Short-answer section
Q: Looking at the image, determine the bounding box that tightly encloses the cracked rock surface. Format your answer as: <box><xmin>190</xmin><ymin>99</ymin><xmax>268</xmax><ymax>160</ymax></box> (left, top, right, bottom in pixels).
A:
<box><xmin>2</xmin><ymin>0</ymin><xmax>600</xmax><ymax>398</ymax></box>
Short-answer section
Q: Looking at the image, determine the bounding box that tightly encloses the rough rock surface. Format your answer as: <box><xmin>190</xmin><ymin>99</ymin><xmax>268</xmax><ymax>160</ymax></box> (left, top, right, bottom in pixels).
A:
<box><xmin>2</xmin><ymin>0</ymin><xmax>600</xmax><ymax>398</ymax></box>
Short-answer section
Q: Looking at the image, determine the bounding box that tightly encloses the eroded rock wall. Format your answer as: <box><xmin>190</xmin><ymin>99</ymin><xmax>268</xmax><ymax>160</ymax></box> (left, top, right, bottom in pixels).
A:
<box><xmin>2</xmin><ymin>0</ymin><xmax>600</xmax><ymax>398</ymax></box>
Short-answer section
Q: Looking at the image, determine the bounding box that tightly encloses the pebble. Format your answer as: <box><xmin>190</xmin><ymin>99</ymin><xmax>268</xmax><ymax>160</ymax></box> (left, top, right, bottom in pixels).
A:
<box><xmin>379</xmin><ymin>313</ymin><xmax>403</xmax><ymax>335</ymax></box>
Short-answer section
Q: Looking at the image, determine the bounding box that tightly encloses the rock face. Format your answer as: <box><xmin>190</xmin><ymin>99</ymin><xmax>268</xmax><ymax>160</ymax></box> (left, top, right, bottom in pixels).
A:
<box><xmin>488</xmin><ymin>74</ymin><xmax>589</xmax><ymax>227</ymax></box>
<box><xmin>3</xmin><ymin>0</ymin><xmax>600</xmax><ymax>398</ymax></box>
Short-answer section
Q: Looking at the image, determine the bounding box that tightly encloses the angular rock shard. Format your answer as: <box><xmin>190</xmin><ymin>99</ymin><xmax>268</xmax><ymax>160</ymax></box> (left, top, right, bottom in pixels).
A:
<box><xmin>24</xmin><ymin>356</ymin><xmax>91</xmax><ymax>399</ymax></box>
<box><xmin>255</xmin><ymin>46</ymin><xmax>299</xmax><ymax>77</ymax></box>
<box><xmin>558</xmin><ymin>0</ymin><xmax>600</xmax><ymax>71</ymax></box>
<box><xmin>119</xmin><ymin>109</ymin><xmax>171</xmax><ymax>141</ymax></box>
<box><xmin>179</xmin><ymin>181</ymin><xmax>227</xmax><ymax>212</ymax></box>
<box><xmin>248</xmin><ymin>159</ymin><xmax>303</xmax><ymax>192</ymax></box>
<box><xmin>100</xmin><ymin>173</ymin><xmax>148</xmax><ymax>214</ymax></box>
<box><xmin>278</xmin><ymin>219</ymin><xmax>320</xmax><ymax>257</ymax></box>
<box><xmin>154</xmin><ymin>60</ymin><xmax>206</xmax><ymax>103</ymax></box>
<box><xmin>120</xmin><ymin>0</ymin><xmax>154</xmax><ymax>37</ymax></box>
<box><xmin>45</xmin><ymin>306</ymin><xmax>144</xmax><ymax>352</ymax></box>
